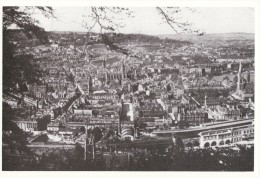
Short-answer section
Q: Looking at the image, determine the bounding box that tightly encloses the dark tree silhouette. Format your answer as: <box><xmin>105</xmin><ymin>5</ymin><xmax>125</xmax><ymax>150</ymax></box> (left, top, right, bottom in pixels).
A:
<box><xmin>3</xmin><ymin>7</ymin><xmax>55</xmax><ymax>92</ymax></box>
<box><xmin>92</xmin><ymin>127</ymin><xmax>103</xmax><ymax>143</ymax></box>
<box><xmin>2</xmin><ymin>7</ymin><xmax>55</xmax><ymax>171</ymax></box>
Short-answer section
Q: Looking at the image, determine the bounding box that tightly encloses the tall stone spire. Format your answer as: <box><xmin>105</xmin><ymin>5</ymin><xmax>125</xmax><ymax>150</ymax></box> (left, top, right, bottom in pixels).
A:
<box><xmin>103</xmin><ymin>55</ymin><xmax>107</xmax><ymax>68</ymax></box>
<box><xmin>237</xmin><ymin>62</ymin><xmax>242</xmax><ymax>92</ymax></box>
<box><xmin>121</xmin><ymin>59</ymin><xmax>125</xmax><ymax>79</ymax></box>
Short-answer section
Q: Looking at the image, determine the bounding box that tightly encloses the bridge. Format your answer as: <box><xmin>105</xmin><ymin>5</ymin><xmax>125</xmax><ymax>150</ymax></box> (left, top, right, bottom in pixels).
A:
<box><xmin>28</xmin><ymin>132</ymin><xmax>47</xmax><ymax>143</ymax></box>
<box><xmin>153</xmin><ymin>118</ymin><xmax>254</xmax><ymax>135</ymax></box>
<box><xmin>105</xmin><ymin>138</ymin><xmax>173</xmax><ymax>150</ymax></box>
<box><xmin>27</xmin><ymin>144</ymin><xmax>75</xmax><ymax>149</ymax></box>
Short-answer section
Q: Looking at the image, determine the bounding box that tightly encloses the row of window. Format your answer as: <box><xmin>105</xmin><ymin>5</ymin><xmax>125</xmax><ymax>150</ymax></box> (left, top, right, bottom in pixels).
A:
<box><xmin>18</xmin><ymin>123</ymin><xmax>37</xmax><ymax>128</ymax></box>
<box><xmin>233</xmin><ymin>137</ymin><xmax>242</xmax><ymax>142</ymax></box>
<box><xmin>47</xmin><ymin>127</ymin><xmax>59</xmax><ymax>131</ymax></box>
<box><xmin>92</xmin><ymin>96</ymin><xmax>116</xmax><ymax>99</ymax></box>
<box><xmin>204</xmin><ymin>135</ymin><xmax>217</xmax><ymax>140</ymax></box>
<box><xmin>203</xmin><ymin>129</ymin><xmax>254</xmax><ymax>141</ymax></box>
<box><xmin>219</xmin><ymin>134</ymin><xmax>231</xmax><ymax>139</ymax></box>
<box><xmin>233</xmin><ymin>129</ymin><xmax>254</xmax><ymax>136</ymax></box>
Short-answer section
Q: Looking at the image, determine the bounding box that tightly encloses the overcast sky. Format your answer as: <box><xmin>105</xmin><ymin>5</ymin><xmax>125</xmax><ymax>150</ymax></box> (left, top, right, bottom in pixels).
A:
<box><xmin>34</xmin><ymin>7</ymin><xmax>254</xmax><ymax>35</ymax></box>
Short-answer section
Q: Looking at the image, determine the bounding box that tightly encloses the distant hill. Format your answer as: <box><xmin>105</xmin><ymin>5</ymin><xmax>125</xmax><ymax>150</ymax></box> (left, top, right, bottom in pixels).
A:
<box><xmin>112</xmin><ymin>33</ymin><xmax>190</xmax><ymax>45</ymax></box>
<box><xmin>158</xmin><ymin>33</ymin><xmax>254</xmax><ymax>42</ymax></box>
<box><xmin>48</xmin><ymin>32</ymin><xmax>192</xmax><ymax>46</ymax></box>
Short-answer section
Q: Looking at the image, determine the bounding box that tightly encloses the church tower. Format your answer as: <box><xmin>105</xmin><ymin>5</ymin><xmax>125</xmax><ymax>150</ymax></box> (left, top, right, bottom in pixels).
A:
<box><xmin>134</xmin><ymin>69</ymin><xmax>137</xmax><ymax>79</ymax></box>
<box><xmin>247</xmin><ymin>71</ymin><xmax>250</xmax><ymax>83</ymax></box>
<box><xmin>88</xmin><ymin>75</ymin><xmax>92</xmax><ymax>95</ymax></box>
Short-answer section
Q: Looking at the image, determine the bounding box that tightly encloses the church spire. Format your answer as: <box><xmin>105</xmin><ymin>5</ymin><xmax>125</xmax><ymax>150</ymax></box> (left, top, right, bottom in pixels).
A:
<box><xmin>204</xmin><ymin>95</ymin><xmax>207</xmax><ymax>109</ymax></box>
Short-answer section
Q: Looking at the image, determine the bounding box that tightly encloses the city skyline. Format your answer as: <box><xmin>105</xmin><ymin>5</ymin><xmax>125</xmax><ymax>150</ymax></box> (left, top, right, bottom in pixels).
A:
<box><xmin>2</xmin><ymin>5</ymin><xmax>257</xmax><ymax>173</ymax></box>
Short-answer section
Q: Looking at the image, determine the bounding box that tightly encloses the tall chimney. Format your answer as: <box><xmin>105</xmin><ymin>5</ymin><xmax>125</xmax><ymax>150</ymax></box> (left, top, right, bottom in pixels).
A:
<box><xmin>84</xmin><ymin>124</ymin><xmax>88</xmax><ymax>160</ymax></box>
<box><xmin>92</xmin><ymin>136</ymin><xmax>96</xmax><ymax>160</ymax></box>
<box><xmin>118</xmin><ymin>110</ymin><xmax>122</xmax><ymax>135</ymax></box>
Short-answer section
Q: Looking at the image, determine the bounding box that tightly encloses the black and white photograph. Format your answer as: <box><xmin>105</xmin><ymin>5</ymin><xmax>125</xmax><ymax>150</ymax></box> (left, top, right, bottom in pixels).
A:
<box><xmin>1</xmin><ymin>0</ymin><xmax>259</xmax><ymax>175</ymax></box>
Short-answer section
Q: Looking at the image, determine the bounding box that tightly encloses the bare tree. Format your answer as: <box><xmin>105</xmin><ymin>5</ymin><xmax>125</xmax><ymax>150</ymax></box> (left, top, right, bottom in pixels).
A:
<box><xmin>3</xmin><ymin>7</ymin><xmax>55</xmax><ymax>43</ymax></box>
<box><xmin>156</xmin><ymin>7</ymin><xmax>197</xmax><ymax>34</ymax></box>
